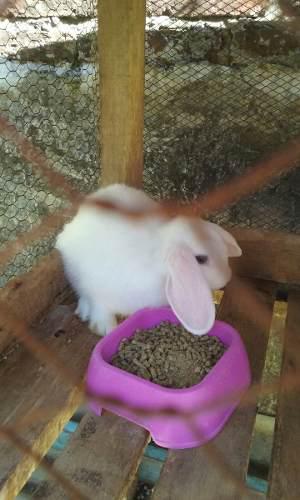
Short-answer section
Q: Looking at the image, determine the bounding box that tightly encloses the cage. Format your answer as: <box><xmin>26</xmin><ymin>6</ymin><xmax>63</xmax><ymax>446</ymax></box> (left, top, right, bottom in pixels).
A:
<box><xmin>0</xmin><ymin>0</ymin><xmax>299</xmax><ymax>499</ymax></box>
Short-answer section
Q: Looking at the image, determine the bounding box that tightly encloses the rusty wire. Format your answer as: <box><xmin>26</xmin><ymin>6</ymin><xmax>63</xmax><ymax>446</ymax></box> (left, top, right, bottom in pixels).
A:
<box><xmin>86</xmin><ymin>135</ymin><xmax>300</xmax><ymax>219</ymax></box>
<box><xmin>1</xmin><ymin>270</ymin><xmax>298</xmax><ymax>499</ymax></box>
<box><xmin>1</xmin><ymin>1</ymin><xmax>300</xmax><ymax>495</ymax></box>
<box><xmin>0</xmin><ymin>427</ymin><xmax>89</xmax><ymax>500</ymax></box>
<box><xmin>0</xmin><ymin>116</ymin><xmax>81</xmax><ymax>204</ymax></box>
<box><xmin>1</xmin><ymin>274</ymin><xmax>295</xmax><ymax>425</ymax></box>
<box><xmin>0</xmin><ymin>112</ymin><xmax>299</xmax><ymax>273</ymax></box>
<box><xmin>0</xmin><ymin>114</ymin><xmax>299</xmax><ymax>498</ymax></box>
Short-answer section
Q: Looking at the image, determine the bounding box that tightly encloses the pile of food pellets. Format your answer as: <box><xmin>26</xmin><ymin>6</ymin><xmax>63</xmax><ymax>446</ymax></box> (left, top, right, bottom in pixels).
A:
<box><xmin>110</xmin><ymin>322</ymin><xmax>227</xmax><ymax>389</ymax></box>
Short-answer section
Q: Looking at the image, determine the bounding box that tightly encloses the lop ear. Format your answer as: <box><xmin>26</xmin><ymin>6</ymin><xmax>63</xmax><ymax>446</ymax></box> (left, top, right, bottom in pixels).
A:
<box><xmin>165</xmin><ymin>245</ymin><xmax>215</xmax><ymax>336</ymax></box>
<box><xmin>205</xmin><ymin>222</ymin><xmax>242</xmax><ymax>258</ymax></box>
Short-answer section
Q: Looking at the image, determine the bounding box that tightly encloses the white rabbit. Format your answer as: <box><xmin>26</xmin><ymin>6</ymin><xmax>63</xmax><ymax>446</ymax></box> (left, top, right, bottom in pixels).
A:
<box><xmin>55</xmin><ymin>184</ymin><xmax>242</xmax><ymax>336</ymax></box>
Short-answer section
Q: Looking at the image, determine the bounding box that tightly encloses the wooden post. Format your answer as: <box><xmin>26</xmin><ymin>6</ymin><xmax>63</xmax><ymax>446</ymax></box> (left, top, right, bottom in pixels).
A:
<box><xmin>98</xmin><ymin>0</ymin><xmax>146</xmax><ymax>187</ymax></box>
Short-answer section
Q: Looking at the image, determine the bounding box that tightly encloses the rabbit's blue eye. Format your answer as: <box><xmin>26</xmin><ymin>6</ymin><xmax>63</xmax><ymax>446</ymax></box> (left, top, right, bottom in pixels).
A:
<box><xmin>196</xmin><ymin>255</ymin><xmax>208</xmax><ymax>264</ymax></box>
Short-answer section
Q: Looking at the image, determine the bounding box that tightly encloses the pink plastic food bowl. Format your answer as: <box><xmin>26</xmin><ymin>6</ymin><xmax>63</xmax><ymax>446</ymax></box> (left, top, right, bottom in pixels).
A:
<box><xmin>86</xmin><ymin>307</ymin><xmax>251</xmax><ymax>449</ymax></box>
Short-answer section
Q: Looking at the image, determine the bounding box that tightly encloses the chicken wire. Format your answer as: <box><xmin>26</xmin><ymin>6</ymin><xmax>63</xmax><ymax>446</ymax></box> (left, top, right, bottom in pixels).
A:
<box><xmin>0</xmin><ymin>0</ymin><xmax>99</xmax><ymax>285</ymax></box>
<box><xmin>0</xmin><ymin>0</ymin><xmax>300</xmax><ymax>286</ymax></box>
<box><xmin>143</xmin><ymin>0</ymin><xmax>300</xmax><ymax>232</ymax></box>
<box><xmin>0</xmin><ymin>4</ymin><xmax>299</xmax><ymax>499</ymax></box>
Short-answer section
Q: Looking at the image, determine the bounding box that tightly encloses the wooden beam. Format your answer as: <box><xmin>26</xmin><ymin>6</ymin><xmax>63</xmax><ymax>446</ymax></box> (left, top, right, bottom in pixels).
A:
<box><xmin>0</xmin><ymin>251</ymin><xmax>66</xmax><ymax>354</ymax></box>
<box><xmin>268</xmin><ymin>291</ymin><xmax>300</xmax><ymax>500</ymax></box>
<box><xmin>0</xmin><ymin>298</ymin><xmax>98</xmax><ymax>499</ymax></box>
<box><xmin>228</xmin><ymin>227</ymin><xmax>300</xmax><ymax>285</ymax></box>
<box><xmin>99</xmin><ymin>0</ymin><xmax>146</xmax><ymax>187</ymax></box>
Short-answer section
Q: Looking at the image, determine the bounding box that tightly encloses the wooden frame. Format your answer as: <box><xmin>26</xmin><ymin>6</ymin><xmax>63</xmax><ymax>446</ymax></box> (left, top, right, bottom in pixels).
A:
<box><xmin>1</xmin><ymin>257</ymin><xmax>299</xmax><ymax>498</ymax></box>
<box><xmin>99</xmin><ymin>0</ymin><xmax>146</xmax><ymax>187</ymax></box>
<box><xmin>96</xmin><ymin>0</ymin><xmax>300</xmax><ymax>288</ymax></box>
<box><xmin>230</xmin><ymin>227</ymin><xmax>300</xmax><ymax>286</ymax></box>
<box><xmin>1</xmin><ymin>0</ymin><xmax>300</xmax><ymax>497</ymax></box>
<box><xmin>0</xmin><ymin>251</ymin><xmax>66</xmax><ymax>353</ymax></box>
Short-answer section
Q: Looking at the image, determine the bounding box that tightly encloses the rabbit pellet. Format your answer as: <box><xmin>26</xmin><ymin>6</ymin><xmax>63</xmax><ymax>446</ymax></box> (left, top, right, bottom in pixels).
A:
<box><xmin>110</xmin><ymin>322</ymin><xmax>226</xmax><ymax>389</ymax></box>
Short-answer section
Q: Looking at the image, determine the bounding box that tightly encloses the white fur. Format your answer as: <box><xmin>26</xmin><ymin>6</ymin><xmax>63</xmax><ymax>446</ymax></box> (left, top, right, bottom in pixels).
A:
<box><xmin>55</xmin><ymin>184</ymin><xmax>241</xmax><ymax>335</ymax></box>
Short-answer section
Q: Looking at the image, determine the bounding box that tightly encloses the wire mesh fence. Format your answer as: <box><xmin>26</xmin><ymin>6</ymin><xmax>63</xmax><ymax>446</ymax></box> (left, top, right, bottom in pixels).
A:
<box><xmin>0</xmin><ymin>0</ymin><xmax>99</xmax><ymax>285</ymax></box>
<box><xmin>143</xmin><ymin>0</ymin><xmax>300</xmax><ymax>232</ymax></box>
<box><xmin>0</xmin><ymin>2</ymin><xmax>300</xmax><ymax>499</ymax></box>
<box><xmin>1</xmin><ymin>0</ymin><xmax>300</xmax><ymax>285</ymax></box>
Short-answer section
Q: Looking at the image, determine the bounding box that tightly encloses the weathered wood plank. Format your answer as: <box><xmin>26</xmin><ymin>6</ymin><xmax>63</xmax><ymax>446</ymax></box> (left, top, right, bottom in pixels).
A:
<box><xmin>153</xmin><ymin>280</ymin><xmax>276</xmax><ymax>500</ymax></box>
<box><xmin>30</xmin><ymin>413</ymin><xmax>149</xmax><ymax>499</ymax></box>
<box><xmin>0</xmin><ymin>299</ymin><xmax>97</xmax><ymax>499</ymax></box>
<box><xmin>99</xmin><ymin>0</ymin><xmax>146</xmax><ymax>187</ymax></box>
<box><xmin>0</xmin><ymin>250</ymin><xmax>66</xmax><ymax>353</ymax></box>
<box><xmin>268</xmin><ymin>291</ymin><xmax>300</xmax><ymax>500</ymax></box>
<box><xmin>230</xmin><ymin>227</ymin><xmax>300</xmax><ymax>285</ymax></box>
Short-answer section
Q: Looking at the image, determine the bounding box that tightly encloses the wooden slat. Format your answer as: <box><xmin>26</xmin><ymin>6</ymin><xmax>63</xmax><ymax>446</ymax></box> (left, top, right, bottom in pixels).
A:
<box><xmin>268</xmin><ymin>291</ymin><xmax>300</xmax><ymax>500</ymax></box>
<box><xmin>30</xmin><ymin>413</ymin><xmax>149</xmax><ymax>499</ymax></box>
<box><xmin>0</xmin><ymin>250</ymin><xmax>66</xmax><ymax>353</ymax></box>
<box><xmin>99</xmin><ymin>0</ymin><xmax>146</xmax><ymax>187</ymax></box>
<box><xmin>0</xmin><ymin>298</ymin><xmax>97</xmax><ymax>499</ymax></box>
<box><xmin>153</xmin><ymin>280</ymin><xmax>276</xmax><ymax>500</ymax></box>
<box><xmin>230</xmin><ymin>227</ymin><xmax>300</xmax><ymax>285</ymax></box>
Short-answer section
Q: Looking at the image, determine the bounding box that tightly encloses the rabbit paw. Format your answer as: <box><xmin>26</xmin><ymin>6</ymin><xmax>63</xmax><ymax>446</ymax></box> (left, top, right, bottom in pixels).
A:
<box><xmin>88</xmin><ymin>307</ymin><xmax>117</xmax><ymax>336</ymax></box>
<box><xmin>75</xmin><ymin>297</ymin><xmax>117</xmax><ymax>336</ymax></box>
<box><xmin>75</xmin><ymin>297</ymin><xmax>90</xmax><ymax>322</ymax></box>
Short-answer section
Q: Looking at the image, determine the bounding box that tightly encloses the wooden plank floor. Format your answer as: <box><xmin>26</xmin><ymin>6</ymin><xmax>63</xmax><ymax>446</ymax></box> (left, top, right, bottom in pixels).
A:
<box><xmin>0</xmin><ymin>287</ymin><xmax>149</xmax><ymax>499</ymax></box>
<box><xmin>153</xmin><ymin>280</ymin><xmax>276</xmax><ymax>500</ymax></box>
<box><xmin>3</xmin><ymin>277</ymin><xmax>299</xmax><ymax>499</ymax></box>
<box><xmin>0</xmin><ymin>251</ymin><xmax>66</xmax><ymax>353</ymax></box>
<box><xmin>0</xmin><ymin>295</ymin><xmax>97</xmax><ymax>499</ymax></box>
<box><xmin>268</xmin><ymin>290</ymin><xmax>300</xmax><ymax>500</ymax></box>
<box><xmin>30</xmin><ymin>413</ymin><xmax>149</xmax><ymax>499</ymax></box>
